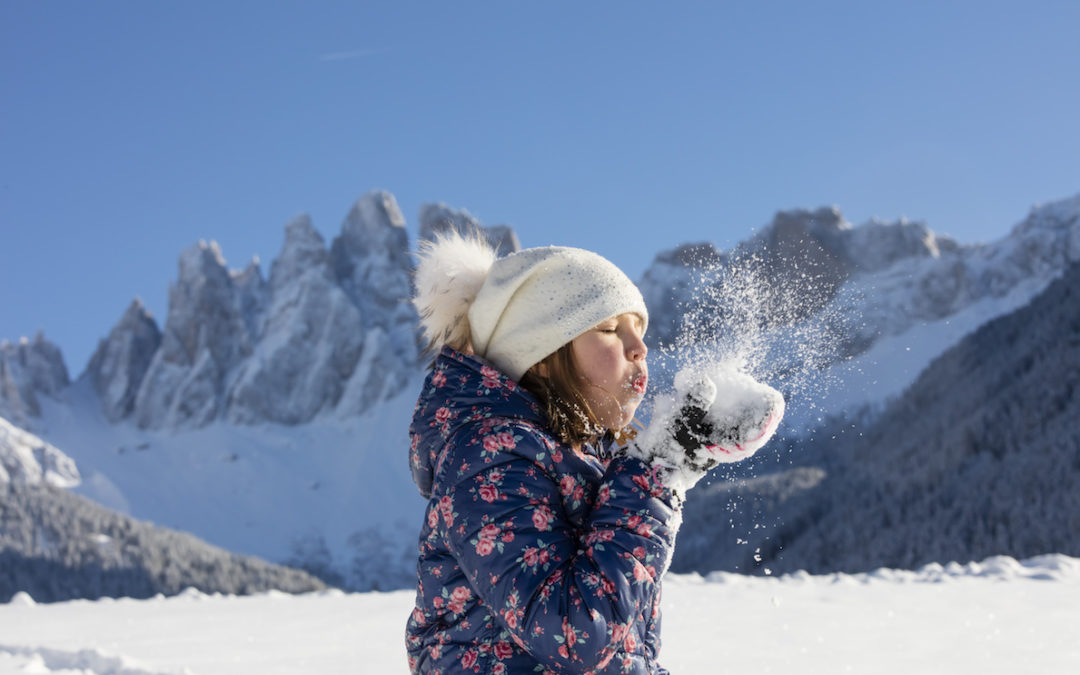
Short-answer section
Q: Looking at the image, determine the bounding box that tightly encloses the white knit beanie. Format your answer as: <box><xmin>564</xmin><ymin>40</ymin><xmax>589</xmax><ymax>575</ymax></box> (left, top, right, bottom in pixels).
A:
<box><xmin>414</xmin><ymin>232</ymin><xmax>648</xmax><ymax>381</ymax></box>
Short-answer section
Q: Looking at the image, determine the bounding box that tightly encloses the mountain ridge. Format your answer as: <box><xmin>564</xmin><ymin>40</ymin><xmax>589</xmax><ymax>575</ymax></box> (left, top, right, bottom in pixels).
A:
<box><xmin>6</xmin><ymin>191</ymin><xmax>1077</xmax><ymax>434</ymax></box>
<box><xmin>1</xmin><ymin>189</ymin><xmax>1077</xmax><ymax>591</ymax></box>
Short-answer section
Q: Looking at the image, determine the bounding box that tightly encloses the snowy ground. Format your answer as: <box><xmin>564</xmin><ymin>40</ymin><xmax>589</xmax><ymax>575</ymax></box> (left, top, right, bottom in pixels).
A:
<box><xmin>2</xmin><ymin>554</ymin><xmax>1077</xmax><ymax>675</ymax></box>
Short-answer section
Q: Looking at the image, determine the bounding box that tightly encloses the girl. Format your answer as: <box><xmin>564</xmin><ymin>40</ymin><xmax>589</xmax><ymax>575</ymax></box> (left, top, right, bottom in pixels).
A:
<box><xmin>406</xmin><ymin>234</ymin><xmax>783</xmax><ymax>674</ymax></box>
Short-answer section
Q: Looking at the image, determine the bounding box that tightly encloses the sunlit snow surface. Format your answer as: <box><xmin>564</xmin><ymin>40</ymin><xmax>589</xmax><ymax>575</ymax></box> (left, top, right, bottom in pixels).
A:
<box><xmin>2</xmin><ymin>554</ymin><xmax>1077</xmax><ymax>674</ymax></box>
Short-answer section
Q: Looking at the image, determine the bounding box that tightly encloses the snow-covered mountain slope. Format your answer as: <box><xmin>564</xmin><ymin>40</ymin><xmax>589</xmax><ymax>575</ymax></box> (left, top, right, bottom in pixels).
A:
<box><xmin>3</xmin><ymin>421</ymin><xmax>328</xmax><ymax>604</ymax></box>
<box><xmin>639</xmin><ymin>193</ymin><xmax>1080</xmax><ymax>429</ymax></box>
<box><xmin>2</xmin><ymin>554</ymin><xmax>1078</xmax><ymax>675</ymax></box>
<box><xmin>37</xmin><ymin>374</ymin><xmax>427</xmax><ymax>591</ymax></box>
<box><xmin>0</xmin><ymin>416</ymin><xmax>79</xmax><ymax>488</ymax></box>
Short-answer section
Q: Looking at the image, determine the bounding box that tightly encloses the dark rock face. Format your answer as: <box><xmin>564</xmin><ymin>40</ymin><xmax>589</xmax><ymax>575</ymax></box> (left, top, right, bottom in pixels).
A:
<box><xmin>418</xmin><ymin>202</ymin><xmax>521</xmax><ymax>257</ymax></box>
<box><xmin>0</xmin><ymin>334</ymin><xmax>69</xmax><ymax>429</ymax></box>
<box><xmin>83</xmin><ymin>300</ymin><xmax>162</xmax><ymax>422</ymax></box>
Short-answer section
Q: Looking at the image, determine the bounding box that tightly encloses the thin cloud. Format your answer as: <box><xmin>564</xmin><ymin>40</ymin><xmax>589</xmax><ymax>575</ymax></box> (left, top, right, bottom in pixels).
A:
<box><xmin>318</xmin><ymin>48</ymin><xmax>382</xmax><ymax>62</ymax></box>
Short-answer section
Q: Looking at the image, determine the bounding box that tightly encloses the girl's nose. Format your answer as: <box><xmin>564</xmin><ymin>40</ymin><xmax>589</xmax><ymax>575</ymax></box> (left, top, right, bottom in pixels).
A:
<box><xmin>627</xmin><ymin>333</ymin><xmax>648</xmax><ymax>362</ymax></box>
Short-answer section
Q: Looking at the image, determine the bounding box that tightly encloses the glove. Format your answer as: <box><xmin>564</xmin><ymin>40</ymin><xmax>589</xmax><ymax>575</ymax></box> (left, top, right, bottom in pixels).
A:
<box><xmin>627</xmin><ymin>363</ymin><xmax>785</xmax><ymax>499</ymax></box>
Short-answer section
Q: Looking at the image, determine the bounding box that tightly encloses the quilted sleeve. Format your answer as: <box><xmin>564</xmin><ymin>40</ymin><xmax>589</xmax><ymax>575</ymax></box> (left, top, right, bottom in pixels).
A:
<box><xmin>437</xmin><ymin>422</ymin><xmax>680</xmax><ymax>671</ymax></box>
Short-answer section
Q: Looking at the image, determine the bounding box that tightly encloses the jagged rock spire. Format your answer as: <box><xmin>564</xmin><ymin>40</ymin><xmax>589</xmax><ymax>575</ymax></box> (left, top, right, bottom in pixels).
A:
<box><xmin>0</xmin><ymin>333</ymin><xmax>69</xmax><ymax>429</ymax></box>
<box><xmin>82</xmin><ymin>298</ymin><xmax>161</xmax><ymax>422</ymax></box>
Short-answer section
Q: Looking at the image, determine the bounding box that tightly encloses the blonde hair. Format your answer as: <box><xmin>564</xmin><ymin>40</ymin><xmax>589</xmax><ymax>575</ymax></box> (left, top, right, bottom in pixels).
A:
<box><xmin>519</xmin><ymin>343</ymin><xmax>640</xmax><ymax>449</ymax></box>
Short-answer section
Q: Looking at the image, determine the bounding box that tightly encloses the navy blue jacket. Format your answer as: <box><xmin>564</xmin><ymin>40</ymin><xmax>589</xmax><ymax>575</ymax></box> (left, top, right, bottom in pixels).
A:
<box><xmin>406</xmin><ymin>348</ymin><xmax>679</xmax><ymax>674</ymax></box>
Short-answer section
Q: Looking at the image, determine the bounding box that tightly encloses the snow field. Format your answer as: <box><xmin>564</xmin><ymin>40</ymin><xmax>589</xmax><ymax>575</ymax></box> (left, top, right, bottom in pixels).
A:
<box><xmin>2</xmin><ymin>555</ymin><xmax>1077</xmax><ymax>674</ymax></box>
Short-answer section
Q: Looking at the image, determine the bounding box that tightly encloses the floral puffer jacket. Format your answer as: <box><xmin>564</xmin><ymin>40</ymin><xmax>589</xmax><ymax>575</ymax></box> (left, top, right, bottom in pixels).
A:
<box><xmin>406</xmin><ymin>348</ymin><xmax>680</xmax><ymax>674</ymax></box>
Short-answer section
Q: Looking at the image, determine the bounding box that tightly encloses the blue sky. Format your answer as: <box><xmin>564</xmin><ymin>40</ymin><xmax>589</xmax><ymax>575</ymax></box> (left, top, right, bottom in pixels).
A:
<box><xmin>2</xmin><ymin>1</ymin><xmax>1078</xmax><ymax>374</ymax></box>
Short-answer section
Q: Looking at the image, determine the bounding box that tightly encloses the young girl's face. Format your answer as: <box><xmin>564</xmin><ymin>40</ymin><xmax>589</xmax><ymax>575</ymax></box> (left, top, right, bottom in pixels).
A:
<box><xmin>570</xmin><ymin>312</ymin><xmax>648</xmax><ymax>430</ymax></box>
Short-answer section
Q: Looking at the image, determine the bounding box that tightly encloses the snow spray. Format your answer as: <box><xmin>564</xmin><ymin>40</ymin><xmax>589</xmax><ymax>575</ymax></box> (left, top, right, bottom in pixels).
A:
<box><xmin>646</xmin><ymin>247</ymin><xmax>858</xmax><ymax>444</ymax></box>
<box><xmin>642</xmin><ymin>243</ymin><xmax>865</xmax><ymax>575</ymax></box>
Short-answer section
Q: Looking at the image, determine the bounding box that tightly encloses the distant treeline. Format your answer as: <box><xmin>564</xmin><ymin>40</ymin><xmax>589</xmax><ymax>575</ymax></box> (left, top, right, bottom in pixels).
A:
<box><xmin>1</xmin><ymin>481</ymin><xmax>325</xmax><ymax>603</ymax></box>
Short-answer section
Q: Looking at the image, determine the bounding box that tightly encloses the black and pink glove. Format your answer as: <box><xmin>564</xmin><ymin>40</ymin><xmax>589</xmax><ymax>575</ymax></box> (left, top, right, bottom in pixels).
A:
<box><xmin>627</xmin><ymin>364</ymin><xmax>785</xmax><ymax>499</ymax></box>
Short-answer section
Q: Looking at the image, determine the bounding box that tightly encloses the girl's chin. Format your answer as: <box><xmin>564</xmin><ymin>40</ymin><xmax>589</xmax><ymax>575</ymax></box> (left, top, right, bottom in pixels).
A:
<box><xmin>601</xmin><ymin>403</ymin><xmax>640</xmax><ymax>430</ymax></box>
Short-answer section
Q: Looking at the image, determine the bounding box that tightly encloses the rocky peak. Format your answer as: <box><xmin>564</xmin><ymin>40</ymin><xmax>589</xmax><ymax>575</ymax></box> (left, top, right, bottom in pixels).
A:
<box><xmin>178</xmin><ymin>239</ymin><xmax>228</xmax><ymax>285</ymax></box>
<box><xmin>225</xmin><ymin>213</ymin><xmax>366</xmax><ymax>426</ymax></box>
<box><xmin>339</xmin><ymin>190</ymin><xmax>409</xmax><ymax>247</ymax></box>
<box><xmin>82</xmin><ymin>299</ymin><xmax>162</xmax><ymax>422</ymax></box>
<box><xmin>231</xmin><ymin>256</ymin><xmax>268</xmax><ymax>341</ymax></box>
<box><xmin>651</xmin><ymin>242</ymin><xmax>726</xmax><ymax>269</ymax></box>
<box><xmin>270</xmin><ymin>214</ymin><xmax>330</xmax><ymax>290</ymax></box>
<box><xmin>328</xmin><ymin>191</ymin><xmax>418</xmax><ymax>369</ymax></box>
<box><xmin>132</xmin><ymin>240</ymin><xmax>257</xmax><ymax>429</ymax></box>
<box><xmin>640</xmin><ymin>194</ymin><xmax>1080</xmax><ymax>373</ymax></box>
<box><xmin>418</xmin><ymin>203</ymin><xmax>521</xmax><ymax>256</ymax></box>
<box><xmin>0</xmin><ymin>333</ymin><xmax>70</xmax><ymax>429</ymax></box>
<box><xmin>740</xmin><ymin>207</ymin><xmax>854</xmax><ymax>323</ymax></box>
<box><xmin>330</xmin><ymin>191</ymin><xmax>413</xmax><ymax>313</ymax></box>
<box><xmin>844</xmin><ymin>218</ymin><xmax>957</xmax><ymax>273</ymax></box>
<box><xmin>768</xmin><ymin>206</ymin><xmax>850</xmax><ymax>252</ymax></box>
<box><xmin>159</xmin><ymin>240</ymin><xmax>254</xmax><ymax>369</ymax></box>
<box><xmin>637</xmin><ymin>243</ymin><xmax>727</xmax><ymax>348</ymax></box>
<box><xmin>121</xmin><ymin>191</ymin><xmax>434</xmax><ymax>429</ymax></box>
<box><xmin>808</xmin><ymin>194</ymin><xmax>1080</xmax><ymax>363</ymax></box>
<box><xmin>6</xmin><ymin>333</ymin><xmax>69</xmax><ymax>396</ymax></box>
<box><xmin>1006</xmin><ymin>193</ymin><xmax>1080</xmax><ymax>269</ymax></box>
<box><xmin>1013</xmin><ymin>193</ymin><xmax>1080</xmax><ymax>239</ymax></box>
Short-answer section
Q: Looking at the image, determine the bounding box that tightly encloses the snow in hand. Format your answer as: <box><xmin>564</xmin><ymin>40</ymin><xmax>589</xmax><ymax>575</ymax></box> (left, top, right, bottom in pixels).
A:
<box><xmin>2</xmin><ymin>554</ymin><xmax>1077</xmax><ymax>674</ymax></box>
<box><xmin>672</xmin><ymin>364</ymin><xmax>785</xmax><ymax>461</ymax></box>
<box><xmin>630</xmin><ymin>361</ymin><xmax>786</xmax><ymax>497</ymax></box>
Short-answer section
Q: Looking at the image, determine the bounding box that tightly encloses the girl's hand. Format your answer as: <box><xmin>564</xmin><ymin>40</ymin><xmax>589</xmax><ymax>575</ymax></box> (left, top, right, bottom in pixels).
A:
<box><xmin>628</xmin><ymin>364</ymin><xmax>785</xmax><ymax>498</ymax></box>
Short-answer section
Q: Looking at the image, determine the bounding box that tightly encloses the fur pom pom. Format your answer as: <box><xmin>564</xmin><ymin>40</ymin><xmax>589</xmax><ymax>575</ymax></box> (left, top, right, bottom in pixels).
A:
<box><xmin>413</xmin><ymin>232</ymin><xmax>498</xmax><ymax>352</ymax></box>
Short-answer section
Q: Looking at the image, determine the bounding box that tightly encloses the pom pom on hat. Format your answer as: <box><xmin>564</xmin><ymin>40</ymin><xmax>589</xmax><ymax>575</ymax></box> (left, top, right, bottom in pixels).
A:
<box><xmin>414</xmin><ymin>232</ymin><xmax>498</xmax><ymax>352</ymax></box>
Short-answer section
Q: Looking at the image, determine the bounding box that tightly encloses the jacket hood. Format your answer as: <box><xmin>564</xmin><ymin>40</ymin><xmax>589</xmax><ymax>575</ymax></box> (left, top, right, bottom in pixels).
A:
<box><xmin>409</xmin><ymin>347</ymin><xmax>544</xmax><ymax>499</ymax></box>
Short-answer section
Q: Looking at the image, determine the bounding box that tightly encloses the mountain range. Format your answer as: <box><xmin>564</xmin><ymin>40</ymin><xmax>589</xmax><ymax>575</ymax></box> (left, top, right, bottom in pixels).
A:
<box><xmin>2</xmin><ymin>189</ymin><xmax>1077</xmax><ymax>596</ymax></box>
